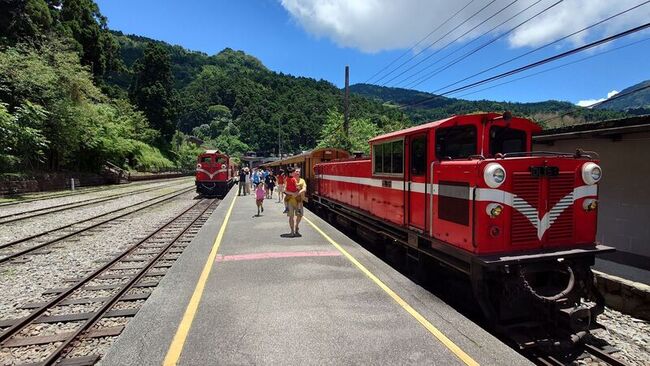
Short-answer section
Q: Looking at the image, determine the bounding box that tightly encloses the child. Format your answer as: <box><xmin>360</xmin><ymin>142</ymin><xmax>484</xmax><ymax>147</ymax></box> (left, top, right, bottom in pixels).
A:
<box><xmin>255</xmin><ymin>182</ymin><xmax>265</xmax><ymax>216</ymax></box>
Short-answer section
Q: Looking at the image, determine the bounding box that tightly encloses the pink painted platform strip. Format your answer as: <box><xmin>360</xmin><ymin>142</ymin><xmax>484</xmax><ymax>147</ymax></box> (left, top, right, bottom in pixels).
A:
<box><xmin>215</xmin><ymin>250</ymin><xmax>341</xmax><ymax>262</ymax></box>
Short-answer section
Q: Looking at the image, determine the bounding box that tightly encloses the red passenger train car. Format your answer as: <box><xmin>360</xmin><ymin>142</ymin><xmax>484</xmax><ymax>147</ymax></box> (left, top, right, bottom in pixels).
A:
<box><xmin>312</xmin><ymin>113</ymin><xmax>612</xmax><ymax>348</ymax></box>
<box><xmin>195</xmin><ymin>150</ymin><xmax>235</xmax><ymax>197</ymax></box>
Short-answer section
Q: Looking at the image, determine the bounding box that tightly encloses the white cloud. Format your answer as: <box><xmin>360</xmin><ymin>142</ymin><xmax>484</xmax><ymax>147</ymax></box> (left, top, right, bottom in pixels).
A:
<box><xmin>280</xmin><ymin>0</ymin><xmax>649</xmax><ymax>53</ymax></box>
<box><xmin>576</xmin><ymin>89</ymin><xmax>619</xmax><ymax>107</ymax></box>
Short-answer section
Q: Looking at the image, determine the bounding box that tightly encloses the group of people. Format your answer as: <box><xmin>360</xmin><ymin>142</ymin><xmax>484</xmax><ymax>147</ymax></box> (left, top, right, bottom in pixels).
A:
<box><xmin>237</xmin><ymin>166</ymin><xmax>306</xmax><ymax>237</ymax></box>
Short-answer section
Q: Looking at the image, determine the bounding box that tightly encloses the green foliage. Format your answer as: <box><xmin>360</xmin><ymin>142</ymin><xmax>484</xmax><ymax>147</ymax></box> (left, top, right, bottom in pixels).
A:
<box><xmin>316</xmin><ymin>110</ymin><xmax>380</xmax><ymax>154</ymax></box>
<box><xmin>130</xmin><ymin>43</ymin><xmax>177</xmax><ymax>142</ymax></box>
<box><xmin>170</xmin><ymin>131</ymin><xmax>202</xmax><ymax>171</ymax></box>
<box><xmin>131</xmin><ymin>141</ymin><xmax>174</xmax><ymax>172</ymax></box>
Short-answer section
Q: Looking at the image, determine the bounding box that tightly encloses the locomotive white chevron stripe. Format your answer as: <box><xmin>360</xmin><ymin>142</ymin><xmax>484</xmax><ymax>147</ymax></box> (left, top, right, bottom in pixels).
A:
<box><xmin>319</xmin><ymin>174</ymin><xmax>598</xmax><ymax>240</ymax></box>
<box><xmin>196</xmin><ymin>168</ymin><xmax>228</xmax><ymax>179</ymax></box>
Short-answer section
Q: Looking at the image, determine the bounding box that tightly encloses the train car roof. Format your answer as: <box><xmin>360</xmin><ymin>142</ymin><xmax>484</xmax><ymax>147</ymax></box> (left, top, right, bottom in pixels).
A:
<box><xmin>266</xmin><ymin>147</ymin><xmax>350</xmax><ymax>166</ymax></box>
<box><xmin>369</xmin><ymin>113</ymin><xmax>541</xmax><ymax>143</ymax></box>
<box><xmin>202</xmin><ymin>150</ymin><xmax>225</xmax><ymax>155</ymax></box>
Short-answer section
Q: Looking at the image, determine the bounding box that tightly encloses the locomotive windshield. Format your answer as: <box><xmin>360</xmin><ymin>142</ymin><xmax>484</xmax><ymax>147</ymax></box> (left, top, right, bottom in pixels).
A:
<box><xmin>200</xmin><ymin>156</ymin><xmax>212</xmax><ymax>163</ymax></box>
<box><xmin>489</xmin><ymin>126</ymin><xmax>527</xmax><ymax>155</ymax></box>
<box><xmin>435</xmin><ymin>125</ymin><xmax>477</xmax><ymax>159</ymax></box>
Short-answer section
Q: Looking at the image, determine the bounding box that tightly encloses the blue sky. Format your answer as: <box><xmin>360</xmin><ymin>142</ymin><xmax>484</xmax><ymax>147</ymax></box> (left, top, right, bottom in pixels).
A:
<box><xmin>96</xmin><ymin>0</ymin><xmax>650</xmax><ymax>105</ymax></box>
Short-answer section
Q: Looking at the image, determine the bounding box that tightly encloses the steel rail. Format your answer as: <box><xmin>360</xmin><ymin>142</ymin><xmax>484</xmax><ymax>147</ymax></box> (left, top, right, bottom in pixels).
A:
<box><xmin>0</xmin><ymin>177</ymin><xmax>189</xmax><ymax>207</ymax></box>
<box><xmin>0</xmin><ymin>198</ymin><xmax>215</xmax><ymax>356</ymax></box>
<box><xmin>40</xmin><ymin>199</ymin><xmax>217</xmax><ymax>365</ymax></box>
<box><xmin>0</xmin><ymin>181</ymin><xmax>185</xmax><ymax>224</ymax></box>
<box><xmin>0</xmin><ymin>186</ymin><xmax>194</xmax><ymax>264</ymax></box>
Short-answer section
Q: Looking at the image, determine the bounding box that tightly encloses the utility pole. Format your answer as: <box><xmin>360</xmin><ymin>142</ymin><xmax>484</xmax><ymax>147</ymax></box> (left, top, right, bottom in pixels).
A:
<box><xmin>278</xmin><ymin>119</ymin><xmax>281</xmax><ymax>159</ymax></box>
<box><xmin>344</xmin><ymin>65</ymin><xmax>350</xmax><ymax>138</ymax></box>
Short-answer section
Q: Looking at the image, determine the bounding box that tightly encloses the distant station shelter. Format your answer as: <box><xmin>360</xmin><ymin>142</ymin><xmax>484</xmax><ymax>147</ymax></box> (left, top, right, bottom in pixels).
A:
<box><xmin>240</xmin><ymin>151</ymin><xmax>280</xmax><ymax>169</ymax></box>
<box><xmin>533</xmin><ymin>115</ymin><xmax>650</xmax><ymax>284</ymax></box>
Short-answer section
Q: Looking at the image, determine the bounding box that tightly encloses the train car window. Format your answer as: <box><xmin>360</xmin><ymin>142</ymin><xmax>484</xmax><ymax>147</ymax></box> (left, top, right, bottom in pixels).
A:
<box><xmin>391</xmin><ymin>140</ymin><xmax>403</xmax><ymax>174</ymax></box>
<box><xmin>373</xmin><ymin>144</ymin><xmax>383</xmax><ymax>173</ymax></box>
<box><xmin>489</xmin><ymin>126</ymin><xmax>527</xmax><ymax>155</ymax></box>
<box><xmin>435</xmin><ymin>125</ymin><xmax>477</xmax><ymax>159</ymax></box>
<box><xmin>200</xmin><ymin>156</ymin><xmax>212</xmax><ymax>163</ymax></box>
<box><xmin>410</xmin><ymin>136</ymin><xmax>427</xmax><ymax>175</ymax></box>
<box><xmin>382</xmin><ymin>143</ymin><xmax>392</xmax><ymax>173</ymax></box>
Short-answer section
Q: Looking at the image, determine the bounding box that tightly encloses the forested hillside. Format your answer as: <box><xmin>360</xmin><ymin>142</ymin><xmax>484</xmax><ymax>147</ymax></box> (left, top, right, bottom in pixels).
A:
<box><xmin>350</xmin><ymin>84</ymin><xmax>628</xmax><ymax>128</ymax></box>
<box><xmin>595</xmin><ymin>79</ymin><xmax>650</xmax><ymax>115</ymax></box>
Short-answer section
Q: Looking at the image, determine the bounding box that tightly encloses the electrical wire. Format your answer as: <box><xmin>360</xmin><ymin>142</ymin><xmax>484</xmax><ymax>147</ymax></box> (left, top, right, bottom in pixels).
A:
<box><xmin>429</xmin><ymin>0</ymin><xmax>650</xmax><ymax>95</ymax></box>
<box><xmin>383</xmin><ymin>0</ymin><xmax>523</xmax><ymax>87</ymax></box>
<box><xmin>538</xmin><ymin>83</ymin><xmax>650</xmax><ymax>125</ymax></box>
<box><xmin>453</xmin><ymin>37</ymin><xmax>650</xmax><ymax>98</ymax></box>
<box><xmin>363</xmin><ymin>0</ymin><xmax>477</xmax><ymax>84</ymax></box>
<box><xmin>401</xmin><ymin>21</ymin><xmax>650</xmax><ymax>108</ymax></box>
<box><xmin>374</xmin><ymin>0</ymin><xmax>499</xmax><ymax>85</ymax></box>
<box><xmin>404</xmin><ymin>0</ymin><xmax>563</xmax><ymax>89</ymax></box>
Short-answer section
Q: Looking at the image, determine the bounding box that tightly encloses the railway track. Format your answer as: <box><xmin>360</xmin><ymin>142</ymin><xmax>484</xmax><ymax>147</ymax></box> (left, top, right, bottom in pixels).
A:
<box><xmin>0</xmin><ymin>177</ymin><xmax>189</xmax><ymax>208</ymax></box>
<box><xmin>530</xmin><ymin>341</ymin><xmax>629</xmax><ymax>366</ymax></box>
<box><xmin>0</xmin><ymin>198</ymin><xmax>218</xmax><ymax>365</ymax></box>
<box><xmin>0</xmin><ymin>186</ymin><xmax>195</xmax><ymax>265</ymax></box>
<box><xmin>0</xmin><ymin>180</ymin><xmax>189</xmax><ymax>225</ymax></box>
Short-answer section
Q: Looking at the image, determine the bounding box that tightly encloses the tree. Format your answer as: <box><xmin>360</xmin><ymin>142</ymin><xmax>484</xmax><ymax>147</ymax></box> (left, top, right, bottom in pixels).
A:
<box><xmin>316</xmin><ymin>110</ymin><xmax>379</xmax><ymax>154</ymax></box>
<box><xmin>130</xmin><ymin>43</ymin><xmax>177</xmax><ymax>143</ymax></box>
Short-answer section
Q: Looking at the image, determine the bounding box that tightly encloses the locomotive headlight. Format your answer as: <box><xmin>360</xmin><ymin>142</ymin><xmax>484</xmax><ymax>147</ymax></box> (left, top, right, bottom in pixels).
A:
<box><xmin>196</xmin><ymin>164</ymin><xmax>202</xmax><ymax>169</ymax></box>
<box><xmin>484</xmin><ymin>163</ymin><xmax>506</xmax><ymax>188</ymax></box>
<box><xmin>581</xmin><ymin>162</ymin><xmax>602</xmax><ymax>185</ymax></box>
<box><xmin>486</xmin><ymin>203</ymin><xmax>503</xmax><ymax>218</ymax></box>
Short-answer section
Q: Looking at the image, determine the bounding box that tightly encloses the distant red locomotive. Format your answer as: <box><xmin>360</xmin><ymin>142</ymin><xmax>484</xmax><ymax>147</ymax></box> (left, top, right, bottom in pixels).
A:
<box><xmin>311</xmin><ymin>113</ymin><xmax>612</xmax><ymax>349</ymax></box>
<box><xmin>195</xmin><ymin>150</ymin><xmax>235</xmax><ymax>197</ymax></box>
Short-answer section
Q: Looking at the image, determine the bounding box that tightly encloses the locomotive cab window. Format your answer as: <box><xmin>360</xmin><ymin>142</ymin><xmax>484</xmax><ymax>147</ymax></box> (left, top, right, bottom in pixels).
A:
<box><xmin>410</xmin><ymin>136</ymin><xmax>427</xmax><ymax>175</ymax></box>
<box><xmin>216</xmin><ymin>157</ymin><xmax>227</xmax><ymax>165</ymax></box>
<box><xmin>200</xmin><ymin>156</ymin><xmax>212</xmax><ymax>163</ymax></box>
<box><xmin>435</xmin><ymin>125</ymin><xmax>477</xmax><ymax>159</ymax></box>
<box><xmin>372</xmin><ymin>140</ymin><xmax>404</xmax><ymax>175</ymax></box>
<box><xmin>489</xmin><ymin>126</ymin><xmax>527</xmax><ymax>155</ymax></box>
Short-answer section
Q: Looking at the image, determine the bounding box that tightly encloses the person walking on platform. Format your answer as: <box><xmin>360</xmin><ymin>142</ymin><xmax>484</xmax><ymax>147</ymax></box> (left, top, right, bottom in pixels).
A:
<box><xmin>265</xmin><ymin>171</ymin><xmax>276</xmax><ymax>199</ymax></box>
<box><xmin>244</xmin><ymin>168</ymin><xmax>251</xmax><ymax>195</ymax></box>
<box><xmin>285</xmin><ymin>167</ymin><xmax>307</xmax><ymax>236</ymax></box>
<box><xmin>252</xmin><ymin>168</ymin><xmax>260</xmax><ymax>192</ymax></box>
<box><xmin>238</xmin><ymin>168</ymin><xmax>247</xmax><ymax>195</ymax></box>
<box><xmin>276</xmin><ymin>169</ymin><xmax>285</xmax><ymax>203</ymax></box>
<box><xmin>255</xmin><ymin>182</ymin><xmax>265</xmax><ymax>216</ymax></box>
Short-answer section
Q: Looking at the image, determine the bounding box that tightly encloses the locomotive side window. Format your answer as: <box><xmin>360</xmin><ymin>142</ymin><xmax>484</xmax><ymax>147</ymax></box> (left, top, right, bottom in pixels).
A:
<box><xmin>410</xmin><ymin>136</ymin><xmax>427</xmax><ymax>175</ymax></box>
<box><xmin>489</xmin><ymin>126</ymin><xmax>527</xmax><ymax>155</ymax></box>
<box><xmin>373</xmin><ymin>144</ymin><xmax>383</xmax><ymax>173</ymax></box>
<box><xmin>435</xmin><ymin>125</ymin><xmax>477</xmax><ymax>159</ymax></box>
<box><xmin>200</xmin><ymin>156</ymin><xmax>212</xmax><ymax>163</ymax></box>
<box><xmin>372</xmin><ymin>140</ymin><xmax>404</xmax><ymax>175</ymax></box>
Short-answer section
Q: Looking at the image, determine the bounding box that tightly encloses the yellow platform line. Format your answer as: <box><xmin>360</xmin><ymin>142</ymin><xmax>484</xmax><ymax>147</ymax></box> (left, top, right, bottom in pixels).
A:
<box><xmin>163</xmin><ymin>194</ymin><xmax>237</xmax><ymax>366</ymax></box>
<box><xmin>304</xmin><ymin>216</ymin><xmax>479</xmax><ymax>366</ymax></box>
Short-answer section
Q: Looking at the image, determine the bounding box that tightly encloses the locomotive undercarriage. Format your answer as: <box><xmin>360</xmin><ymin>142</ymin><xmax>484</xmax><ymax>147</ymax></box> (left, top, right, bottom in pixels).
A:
<box><xmin>312</xmin><ymin>195</ymin><xmax>613</xmax><ymax>359</ymax></box>
<box><xmin>472</xmin><ymin>257</ymin><xmax>605</xmax><ymax>352</ymax></box>
<box><xmin>196</xmin><ymin>180</ymin><xmax>232</xmax><ymax>197</ymax></box>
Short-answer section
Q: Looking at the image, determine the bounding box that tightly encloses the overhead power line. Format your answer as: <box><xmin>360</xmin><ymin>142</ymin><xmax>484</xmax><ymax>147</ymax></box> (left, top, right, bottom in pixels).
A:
<box><xmin>363</xmin><ymin>0</ymin><xmax>477</xmax><ymax>84</ymax></box>
<box><xmin>429</xmin><ymin>0</ymin><xmax>650</xmax><ymax>95</ymax></box>
<box><xmin>401</xmin><ymin>21</ymin><xmax>650</xmax><ymax>108</ymax></box>
<box><xmin>382</xmin><ymin>0</ymin><xmax>522</xmax><ymax>87</ymax></box>
<box><xmin>404</xmin><ymin>0</ymin><xmax>563</xmax><ymax>89</ymax></box>
<box><xmin>538</xmin><ymin>83</ymin><xmax>650</xmax><ymax>125</ymax></box>
<box><xmin>453</xmin><ymin>37</ymin><xmax>650</xmax><ymax>98</ymax></box>
<box><xmin>373</xmin><ymin>0</ymin><xmax>499</xmax><ymax>85</ymax></box>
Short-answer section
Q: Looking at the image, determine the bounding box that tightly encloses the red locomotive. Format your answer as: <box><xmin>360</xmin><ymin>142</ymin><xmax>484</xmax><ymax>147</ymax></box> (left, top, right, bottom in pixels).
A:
<box><xmin>195</xmin><ymin>150</ymin><xmax>235</xmax><ymax>197</ymax></box>
<box><xmin>311</xmin><ymin>113</ymin><xmax>612</xmax><ymax>349</ymax></box>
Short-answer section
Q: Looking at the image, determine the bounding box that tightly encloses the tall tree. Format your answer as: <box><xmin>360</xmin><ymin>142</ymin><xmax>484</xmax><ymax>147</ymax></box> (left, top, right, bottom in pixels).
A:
<box><xmin>130</xmin><ymin>42</ymin><xmax>177</xmax><ymax>143</ymax></box>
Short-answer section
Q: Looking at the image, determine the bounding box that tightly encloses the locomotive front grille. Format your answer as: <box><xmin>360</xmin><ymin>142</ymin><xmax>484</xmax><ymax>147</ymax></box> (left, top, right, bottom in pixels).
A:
<box><xmin>511</xmin><ymin>173</ymin><xmax>538</xmax><ymax>246</ymax></box>
<box><xmin>510</xmin><ymin>171</ymin><xmax>575</xmax><ymax>246</ymax></box>
<box><xmin>546</xmin><ymin>173</ymin><xmax>574</xmax><ymax>243</ymax></box>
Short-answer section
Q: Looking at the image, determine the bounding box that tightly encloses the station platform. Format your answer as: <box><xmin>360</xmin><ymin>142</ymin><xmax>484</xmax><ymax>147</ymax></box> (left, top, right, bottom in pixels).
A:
<box><xmin>102</xmin><ymin>187</ymin><xmax>531</xmax><ymax>365</ymax></box>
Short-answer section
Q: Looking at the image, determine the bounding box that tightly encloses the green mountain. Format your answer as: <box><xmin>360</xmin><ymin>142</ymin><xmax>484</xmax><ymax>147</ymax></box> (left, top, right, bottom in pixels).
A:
<box><xmin>106</xmin><ymin>33</ymin><xmax>408</xmax><ymax>155</ymax></box>
<box><xmin>349</xmin><ymin>83</ymin><xmax>628</xmax><ymax>128</ymax></box>
<box><xmin>595</xmin><ymin>79</ymin><xmax>650</xmax><ymax>114</ymax></box>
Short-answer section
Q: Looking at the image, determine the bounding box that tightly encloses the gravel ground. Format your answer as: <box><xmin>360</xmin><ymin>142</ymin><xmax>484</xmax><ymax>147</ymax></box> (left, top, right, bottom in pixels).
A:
<box><xmin>0</xmin><ymin>178</ymin><xmax>191</xmax><ymax>217</ymax></box>
<box><xmin>0</xmin><ymin>179</ymin><xmax>194</xmax><ymax>246</ymax></box>
<box><xmin>587</xmin><ymin>308</ymin><xmax>650</xmax><ymax>366</ymax></box>
<box><xmin>0</xmin><ymin>190</ymin><xmax>199</xmax><ymax>323</ymax></box>
<box><xmin>0</xmin><ymin>342</ymin><xmax>63</xmax><ymax>365</ymax></box>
